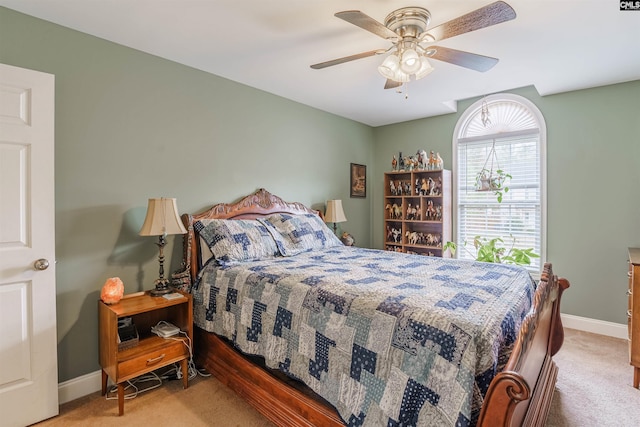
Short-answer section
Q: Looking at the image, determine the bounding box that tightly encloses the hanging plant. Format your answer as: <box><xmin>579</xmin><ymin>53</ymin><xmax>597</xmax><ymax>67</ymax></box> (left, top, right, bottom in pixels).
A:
<box><xmin>475</xmin><ymin>168</ymin><xmax>512</xmax><ymax>202</ymax></box>
<box><xmin>474</xmin><ymin>139</ymin><xmax>512</xmax><ymax>202</ymax></box>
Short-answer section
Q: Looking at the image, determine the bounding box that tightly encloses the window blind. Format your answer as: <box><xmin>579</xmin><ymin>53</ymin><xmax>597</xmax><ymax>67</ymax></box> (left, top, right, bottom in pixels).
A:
<box><xmin>456</xmin><ymin>134</ymin><xmax>541</xmax><ymax>271</ymax></box>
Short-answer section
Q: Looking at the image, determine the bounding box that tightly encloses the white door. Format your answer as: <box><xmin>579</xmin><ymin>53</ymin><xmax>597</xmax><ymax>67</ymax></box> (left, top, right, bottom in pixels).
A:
<box><xmin>0</xmin><ymin>63</ymin><xmax>58</xmax><ymax>426</ymax></box>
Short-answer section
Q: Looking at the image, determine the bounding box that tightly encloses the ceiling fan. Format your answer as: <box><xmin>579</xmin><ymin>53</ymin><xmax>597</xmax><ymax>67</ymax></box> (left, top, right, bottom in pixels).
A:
<box><xmin>311</xmin><ymin>1</ymin><xmax>516</xmax><ymax>89</ymax></box>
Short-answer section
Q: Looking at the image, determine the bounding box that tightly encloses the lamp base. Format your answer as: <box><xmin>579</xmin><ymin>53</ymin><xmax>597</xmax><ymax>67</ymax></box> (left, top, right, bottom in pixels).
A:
<box><xmin>150</xmin><ymin>279</ymin><xmax>173</xmax><ymax>297</ymax></box>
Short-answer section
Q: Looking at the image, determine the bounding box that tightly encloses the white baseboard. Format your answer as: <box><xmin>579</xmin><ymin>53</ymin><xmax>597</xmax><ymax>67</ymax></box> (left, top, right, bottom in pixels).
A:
<box><xmin>561</xmin><ymin>313</ymin><xmax>627</xmax><ymax>340</ymax></box>
<box><xmin>57</xmin><ymin>314</ymin><xmax>627</xmax><ymax>405</ymax></box>
<box><xmin>58</xmin><ymin>370</ymin><xmax>102</xmax><ymax>405</ymax></box>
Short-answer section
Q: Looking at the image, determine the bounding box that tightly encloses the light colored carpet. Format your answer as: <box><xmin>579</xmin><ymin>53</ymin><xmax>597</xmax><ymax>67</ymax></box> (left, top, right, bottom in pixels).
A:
<box><xmin>33</xmin><ymin>372</ymin><xmax>275</xmax><ymax>427</ymax></box>
<box><xmin>34</xmin><ymin>328</ymin><xmax>640</xmax><ymax>426</ymax></box>
<box><xmin>547</xmin><ymin>328</ymin><xmax>640</xmax><ymax>427</ymax></box>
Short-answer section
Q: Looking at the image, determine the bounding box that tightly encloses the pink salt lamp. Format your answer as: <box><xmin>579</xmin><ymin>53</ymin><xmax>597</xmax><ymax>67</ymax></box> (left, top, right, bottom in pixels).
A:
<box><xmin>101</xmin><ymin>277</ymin><xmax>124</xmax><ymax>304</ymax></box>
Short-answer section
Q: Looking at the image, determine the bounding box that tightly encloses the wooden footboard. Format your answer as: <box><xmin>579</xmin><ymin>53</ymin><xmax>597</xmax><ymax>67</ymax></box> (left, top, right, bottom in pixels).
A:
<box><xmin>478</xmin><ymin>264</ymin><xmax>569</xmax><ymax>427</ymax></box>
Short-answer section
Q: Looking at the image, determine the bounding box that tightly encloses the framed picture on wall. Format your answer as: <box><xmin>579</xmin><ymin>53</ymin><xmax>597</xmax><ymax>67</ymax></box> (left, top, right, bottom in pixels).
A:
<box><xmin>350</xmin><ymin>163</ymin><xmax>366</xmax><ymax>198</ymax></box>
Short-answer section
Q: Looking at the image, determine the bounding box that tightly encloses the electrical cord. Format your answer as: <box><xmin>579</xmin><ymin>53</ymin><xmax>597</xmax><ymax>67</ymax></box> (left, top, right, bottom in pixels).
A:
<box><xmin>105</xmin><ymin>371</ymin><xmax>163</xmax><ymax>401</ymax></box>
<box><xmin>166</xmin><ymin>330</ymin><xmax>210</xmax><ymax>380</ymax></box>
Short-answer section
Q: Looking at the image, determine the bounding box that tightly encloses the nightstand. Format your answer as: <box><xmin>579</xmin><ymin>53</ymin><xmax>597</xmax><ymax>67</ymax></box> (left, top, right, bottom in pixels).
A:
<box><xmin>98</xmin><ymin>291</ymin><xmax>193</xmax><ymax>415</ymax></box>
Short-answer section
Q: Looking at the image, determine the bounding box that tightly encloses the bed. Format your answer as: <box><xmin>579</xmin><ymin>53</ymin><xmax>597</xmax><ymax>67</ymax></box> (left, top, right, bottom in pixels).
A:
<box><xmin>172</xmin><ymin>188</ymin><xmax>569</xmax><ymax>427</ymax></box>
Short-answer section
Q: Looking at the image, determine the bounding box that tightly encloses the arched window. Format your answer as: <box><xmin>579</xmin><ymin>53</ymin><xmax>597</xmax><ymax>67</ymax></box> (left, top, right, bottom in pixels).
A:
<box><xmin>452</xmin><ymin>94</ymin><xmax>546</xmax><ymax>274</ymax></box>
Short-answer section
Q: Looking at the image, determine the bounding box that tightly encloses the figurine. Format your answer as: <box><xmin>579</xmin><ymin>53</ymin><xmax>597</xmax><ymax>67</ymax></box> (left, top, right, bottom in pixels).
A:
<box><xmin>402</xmin><ymin>156</ymin><xmax>410</xmax><ymax>171</ymax></box>
<box><xmin>392</xmin><ymin>155</ymin><xmax>397</xmax><ymax>171</ymax></box>
<box><xmin>392</xmin><ymin>227</ymin><xmax>402</xmax><ymax>243</ymax></box>
<box><xmin>407</xmin><ymin>204</ymin><xmax>418</xmax><ymax>220</ymax></box>
<box><xmin>434</xmin><ymin>177</ymin><xmax>442</xmax><ymax>196</ymax></box>
<box><xmin>420</xmin><ymin>178</ymin><xmax>429</xmax><ymax>195</ymax></box>
<box><xmin>416</xmin><ymin>149</ymin><xmax>428</xmax><ymax>170</ymax></box>
<box><xmin>385</xmin><ymin>203</ymin><xmax>402</xmax><ymax>219</ymax></box>
<box><xmin>426</xmin><ymin>200</ymin><xmax>436</xmax><ymax>220</ymax></box>
<box><xmin>435</xmin><ymin>152</ymin><xmax>443</xmax><ymax>170</ymax></box>
<box><xmin>428</xmin><ymin>150</ymin><xmax>437</xmax><ymax>170</ymax></box>
<box><xmin>427</xmin><ymin>177</ymin><xmax>436</xmax><ymax>195</ymax></box>
<box><xmin>405</xmin><ymin>157</ymin><xmax>412</xmax><ymax>171</ymax></box>
<box><xmin>406</xmin><ymin>230</ymin><xmax>419</xmax><ymax>245</ymax></box>
<box><xmin>407</xmin><ymin>156</ymin><xmax>418</xmax><ymax>171</ymax></box>
<box><xmin>435</xmin><ymin>205</ymin><xmax>442</xmax><ymax>221</ymax></box>
<box><xmin>341</xmin><ymin>232</ymin><xmax>355</xmax><ymax>246</ymax></box>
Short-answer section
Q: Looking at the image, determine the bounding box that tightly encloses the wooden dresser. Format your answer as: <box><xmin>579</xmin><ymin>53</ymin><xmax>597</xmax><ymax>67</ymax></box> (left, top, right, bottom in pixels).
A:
<box><xmin>629</xmin><ymin>247</ymin><xmax>640</xmax><ymax>388</ymax></box>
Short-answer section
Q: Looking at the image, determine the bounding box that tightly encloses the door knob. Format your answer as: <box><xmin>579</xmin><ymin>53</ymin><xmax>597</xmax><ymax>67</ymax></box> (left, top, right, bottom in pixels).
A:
<box><xmin>34</xmin><ymin>259</ymin><xmax>50</xmax><ymax>270</ymax></box>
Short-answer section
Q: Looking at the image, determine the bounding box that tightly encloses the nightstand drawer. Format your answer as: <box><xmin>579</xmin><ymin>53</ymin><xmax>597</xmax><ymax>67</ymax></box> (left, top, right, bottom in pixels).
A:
<box><xmin>118</xmin><ymin>339</ymin><xmax>187</xmax><ymax>380</ymax></box>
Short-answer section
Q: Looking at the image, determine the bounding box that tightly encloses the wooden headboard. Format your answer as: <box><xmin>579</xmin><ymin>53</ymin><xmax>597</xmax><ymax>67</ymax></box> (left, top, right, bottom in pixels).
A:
<box><xmin>172</xmin><ymin>188</ymin><xmax>321</xmax><ymax>289</ymax></box>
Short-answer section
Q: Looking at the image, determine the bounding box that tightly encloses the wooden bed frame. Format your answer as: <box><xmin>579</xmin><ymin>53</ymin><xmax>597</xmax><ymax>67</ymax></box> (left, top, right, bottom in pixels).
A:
<box><xmin>174</xmin><ymin>188</ymin><xmax>569</xmax><ymax>427</ymax></box>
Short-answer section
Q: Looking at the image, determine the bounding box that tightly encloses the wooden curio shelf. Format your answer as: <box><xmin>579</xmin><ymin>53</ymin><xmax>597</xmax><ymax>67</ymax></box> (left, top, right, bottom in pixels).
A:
<box><xmin>384</xmin><ymin>169</ymin><xmax>451</xmax><ymax>257</ymax></box>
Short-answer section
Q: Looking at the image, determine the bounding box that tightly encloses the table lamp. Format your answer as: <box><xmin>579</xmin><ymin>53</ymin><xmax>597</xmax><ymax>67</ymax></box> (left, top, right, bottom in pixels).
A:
<box><xmin>139</xmin><ymin>197</ymin><xmax>187</xmax><ymax>296</ymax></box>
<box><xmin>325</xmin><ymin>199</ymin><xmax>347</xmax><ymax>235</ymax></box>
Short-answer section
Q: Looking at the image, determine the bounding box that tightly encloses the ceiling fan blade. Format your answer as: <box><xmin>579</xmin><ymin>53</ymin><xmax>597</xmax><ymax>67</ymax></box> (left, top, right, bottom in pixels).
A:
<box><xmin>335</xmin><ymin>10</ymin><xmax>399</xmax><ymax>40</ymax></box>
<box><xmin>384</xmin><ymin>79</ymin><xmax>403</xmax><ymax>90</ymax></box>
<box><xmin>310</xmin><ymin>50</ymin><xmax>381</xmax><ymax>69</ymax></box>
<box><xmin>427</xmin><ymin>46</ymin><xmax>499</xmax><ymax>72</ymax></box>
<box><xmin>422</xmin><ymin>1</ymin><xmax>516</xmax><ymax>43</ymax></box>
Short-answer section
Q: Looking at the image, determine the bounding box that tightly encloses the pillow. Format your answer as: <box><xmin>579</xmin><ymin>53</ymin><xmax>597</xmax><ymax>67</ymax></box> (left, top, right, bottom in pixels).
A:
<box><xmin>199</xmin><ymin>235</ymin><xmax>214</xmax><ymax>268</ymax></box>
<box><xmin>193</xmin><ymin>219</ymin><xmax>279</xmax><ymax>264</ymax></box>
<box><xmin>258</xmin><ymin>213</ymin><xmax>343</xmax><ymax>256</ymax></box>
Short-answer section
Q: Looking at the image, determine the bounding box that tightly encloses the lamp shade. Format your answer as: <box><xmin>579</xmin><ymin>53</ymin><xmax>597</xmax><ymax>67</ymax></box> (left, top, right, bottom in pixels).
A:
<box><xmin>325</xmin><ymin>200</ymin><xmax>347</xmax><ymax>223</ymax></box>
<box><xmin>415</xmin><ymin>57</ymin><xmax>434</xmax><ymax>80</ymax></box>
<box><xmin>139</xmin><ymin>198</ymin><xmax>187</xmax><ymax>237</ymax></box>
<box><xmin>378</xmin><ymin>54</ymin><xmax>400</xmax><ymax>80</ymax></box>
<box><xmin>400</xmin><ymin>48</ymin><xmax>421</xmax><ymax>74</ymax></box>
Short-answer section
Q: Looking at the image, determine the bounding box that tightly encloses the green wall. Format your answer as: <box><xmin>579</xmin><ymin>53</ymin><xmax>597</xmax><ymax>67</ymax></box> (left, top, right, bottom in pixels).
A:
<box><xmin>0</xmin><ymin>7</ymin><xmax>373</xmax><ymax>382</ymax></box>
<box><xmin>372</xmin><ymin>83</ymin><xmax>640</xmax><ymax>326</ymax></box>
<box><xmin>2</xmin><ymin>6</ymin><xmax>639</xmax><ymax>385</ymax></box>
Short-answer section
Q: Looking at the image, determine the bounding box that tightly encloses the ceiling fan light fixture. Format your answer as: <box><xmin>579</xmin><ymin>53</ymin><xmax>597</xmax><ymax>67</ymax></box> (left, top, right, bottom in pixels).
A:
<box><xmin>312</xmin><ymin>3</ymin><xmax>517</xmax><ymax>90</ymax></box>
<box><xmin>414</xmin><ymin>57</ymin><xmax>434</xmax><ymax>80</ymax></box>
<box><xmin>400</xmin><ymin>48</ymin><xmax>421</xmax><ymax>74</ymax></box>
<box><xmin>378</xmin><ymin>54</ymin><xmax>400</xmax><ymax>80</ymax></box>
<box><xmin>393</xmin><ymin>69</ymin><xmax>410</xmax><ymax>83</ymax></box>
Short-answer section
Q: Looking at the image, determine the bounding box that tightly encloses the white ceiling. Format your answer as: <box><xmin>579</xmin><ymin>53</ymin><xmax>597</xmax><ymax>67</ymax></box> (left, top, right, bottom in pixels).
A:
<box><xmin>2</xmin><ymin>0</ymin><xmax>639</xmax><ymax>127</ymax></box>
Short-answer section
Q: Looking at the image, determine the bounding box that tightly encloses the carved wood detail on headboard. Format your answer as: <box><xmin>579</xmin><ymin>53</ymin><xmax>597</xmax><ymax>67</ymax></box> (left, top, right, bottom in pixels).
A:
<box><xmin>191</xmin><ymin>188</ymin><xmax>318</xmax><ymax>220</ymax></box>
<box><xmin>171</xmin><ymin>188</ymin><xmax>321</xmax><ymax>290</ymax></box>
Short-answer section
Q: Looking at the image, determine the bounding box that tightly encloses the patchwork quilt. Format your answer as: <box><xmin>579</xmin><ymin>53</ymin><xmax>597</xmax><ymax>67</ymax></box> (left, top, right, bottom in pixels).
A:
<box><xmin>192</xmin><ymin>246</ymin><xmax>535</xmax><ymax>426</ymax></box>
